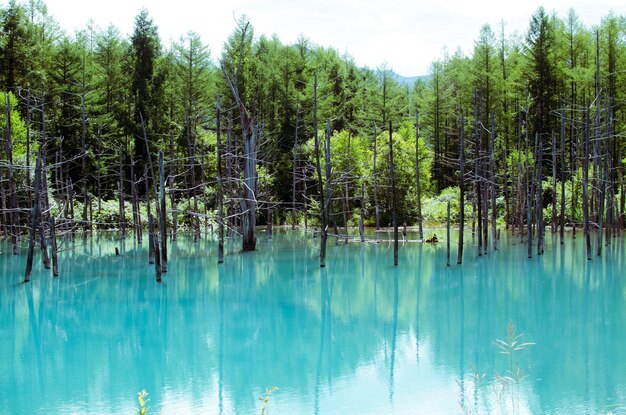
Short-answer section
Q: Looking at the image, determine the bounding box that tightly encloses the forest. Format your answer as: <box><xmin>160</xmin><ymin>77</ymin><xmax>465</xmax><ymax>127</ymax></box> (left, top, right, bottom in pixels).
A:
<box><xmin>1</xmin><ymin>1</ymin><xmax>625</xmax><ymax>273</ymax></box>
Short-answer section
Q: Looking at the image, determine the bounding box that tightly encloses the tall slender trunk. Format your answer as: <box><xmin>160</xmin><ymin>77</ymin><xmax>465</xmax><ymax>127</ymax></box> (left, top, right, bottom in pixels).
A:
<box><xmin>343</xmin><ymin>133</ymin><xmax>351</xmax><ymax>244</ymax></box>
<box><xmin>118</xmin><ymin>146</ymin><xmax>125</xmax><ymax>238</ymax></box>
<box><xmin>159</xmin><ymin>152</ymin><xmax>168</xmax><ymax>272</ymax></box>
<box><xmin>292</xmin><ymin>101</ymin><xmax>299</xmax><ymax>230</ymax></box>
<box><xmin>169</xmin><ymin>128</ymin><xmax>177</xmax><ymax>241</ymax></box>
<box><xmin>474</xmin><ymin>89</ymin><xmax>482</xmax><ymax>257</ymax></box>
<box><xmin>313</xmin><ymin>74</ymin><xmax>327</xmax><ymax>267</ymax></box>
<box><xmin>536</xmin><ymin>133</ymin><xmax>543</xmax><ymax>255</ymax></box>
<box><xmin>24</xmin><ymin>152</ymin><xmax>43</xmax><ymax>283</ymax></box>
<box><xmin>560</xmin><ymin>108</ymin><xmax>566</xmax><ymax>244</ymax></box>
<box><xmin>415</xmin><ymin>111</ymin><xmax>423</xmax><ymax>240</ymax></box>
<box><xmin>5</xmin><ymin>93</ymin><xmax>18</xmax><ymax>255</ymax></box>
<box><xmin>373</xmin><ymin>125</ymin><xmax>380</xmax><ymax>230</ymax></box>
<box><xmin>81</xmin><ymin>56</ymin><xmax>89</xmax><ymax>237</ymax></box>
<box><xmin>389</xmin><ymin>122</ymin><xmax>398</xmax><ymax>266</ymax></box>
<box><xmin>39</xmin><ymin>156</ymin><xmax>50</xmax><ymax>269</ymax></box>
<box><xmin>217</xmin><ymin>95</ymin><xmax>224</xmax><ymax>264</ymax></box>
<box><xmin>551</xmin><ymin>132</ymin><xmax>557</xmax><ymax>234</ymax></box>
<box><xmin>458</xmin><ymin>116</ymin><xmax>465</xmax><ymax>264</ymax></box>
<box><xmin>525</xmin><ymin>123</ymin><xmax>532</xmax><ymax>259</ymax></box>
<box><xmin>49</xmin><ymin>215</ymin><xmax>59</xmax><ymax>277</ymax></box>
<box><xmin>359</xmin><ymin>183</ymin><xmax>365</xmax><ymax>242</ymax></box>
<box><xmin>146</xmin><ymin>169</ymin><xmax>154</xmax><ymax>264</ymax></box>
<box><xmin>446</xmin><ymin>201</ymin><xmax>451</xmax><ymax>267</ymax></box>
<box><xmin>583</xmin><ymin>106</ymin><xmax>591</xmax><ymax>260</ymax></box>
<box><xmin>490</xmin><ymin>115</ymin><xmax>497</xmax><ymax>251</ymax></box>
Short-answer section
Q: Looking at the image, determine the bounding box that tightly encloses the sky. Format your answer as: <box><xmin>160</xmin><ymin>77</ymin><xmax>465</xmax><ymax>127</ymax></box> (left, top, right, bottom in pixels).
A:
<box><xmin>38</xmin><ymin>0</ymin><xmax>626</xmax><ymax>76</ymax></box>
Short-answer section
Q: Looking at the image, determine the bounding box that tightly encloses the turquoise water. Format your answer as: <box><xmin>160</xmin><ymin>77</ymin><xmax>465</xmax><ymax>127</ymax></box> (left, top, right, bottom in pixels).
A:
<box><xmin>1</xmin><ymin>230</ymin><xmax>625</xmax><ymax>414</ymax></box>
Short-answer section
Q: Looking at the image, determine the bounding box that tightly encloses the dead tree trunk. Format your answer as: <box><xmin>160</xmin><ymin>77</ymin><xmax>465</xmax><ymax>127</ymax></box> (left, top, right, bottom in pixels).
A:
<box><xmin>146</xmin><ymin>169</ymin><xmax>154</xmax><ymax>265</ymax></box>
<box><xmin>321</xmin><ymin>119</ymin><xmax>333</xmax><ymax>267</ymax></box>
<box><xmin>474</xmin><ymin>89</ymin><xmax>482</xmax><ymax>257</ymax></box>
<box><xmin>118</xmin><ymin>146</ymin><xmax>126</xmax><ymax>239</ymax></box>
<box><xmin>24</xmin><ymin>152</ymin><xmax>42</xmax><ymax>283</ymax></box>
<box><xmin>39</xmin><ymin>157</ymin><xmax>50</xmax><ymax>269</ymax></box>
<box><xmin>149</xmin><ymin>214</ymin><xmax>162</xmax><ymax>282</ymax></box>
<box><xmin>526</xmin><ymin>124</ymin><xmax>532</xmax><ymax>259</ymax></box>
<box><xmin>458</xmin><ymin>116</ymin><xmax>465</xmax><ymax>264</ymax></box>
<box><xmin>373</xmin><ymin>125</ymin><xmax>380</xmax><ymax>230</ymax></box>
<box><xmin>217</xmin><ymin>95</ymin><xmax>224</xmax><ymax>264</ymax></box>
<box><xmin>490</xmin><ymin>115</ymin><xmax>497</xmax><ymax>251</ymax></box>
<box><xmin>159</xmin><ymin>151</ymin><xmax>168</xmax><ymax>272</ymax></box>
<box><xmin>81</xmin><ymin>58</ymin><xmax>89</xmax><ymax>237</ymax></box>
<box><xmin>583</xmin><ymin>106</ymin><xmax>592</xmax><ymax>260</ymax></box>
<box><xmin>415</xmin><ymin>111</ymin><xmax>423</xmax><ymax>241</ymax></box>
<box><xmin>49</xmin><ymin>215</ymin><xmax>59</xmax><ymax>277</ymax></box>
<box><xmin>446</xmin><ymin>201</ymin><xmax>451</xmax><ymax>267</ymax></box>
<box><xmin>221</xmin><ymin>21</ymin><xmax>257</xmax><ymax>252</ymax></box>
<box><xmin>313</xmin><ymin>74</ymin><xmax>328</xmax><ymax>267</ymax></box>
<box><xmin>4</xmin><ymin>93</ymin><xmax>19</xmax><ymax>255</ymax></box>
<box><xmin>292</xmin><ymin>101</ymin><xmax>299</xmax><ymax>230</ymax></box>
<box><xmin>169</xmin><ymin>128</ymin><xmax>177</xmax><ymax>242</ymax></box>
<box><xmin>359</xmin><ymin>182</ymin><xmax>365</xmax><ymax>242</ymax></box>
<box><xmin>560</xmin><ymin>108</ymin><xmax>566</xmax><ymax>244</ymax></box>
<box><xmin>551</xmin><ymin>131</ymin><xmax>557</xmax><ymax>234</ymax></box>
<box><xmin>389</xmin><ymin>122</ymin><xmax>399</xmax><ymax>266</ymax></box>
<box><xmin>96</xmin><ymin>127</ymin><xmax>102</xmax><ymax>216</ymax></box>
<box><xmin>536</xmin><ymin>133</ymin><xmax>544</xmax><ymax>256</ymax></box>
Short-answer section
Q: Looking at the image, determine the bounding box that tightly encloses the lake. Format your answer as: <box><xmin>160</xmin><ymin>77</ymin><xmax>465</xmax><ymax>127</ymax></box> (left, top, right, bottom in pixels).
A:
<box><xmin>1</xmin><ymin>230</ymin><xmax>625</xmax><ymax>414</ymax></box>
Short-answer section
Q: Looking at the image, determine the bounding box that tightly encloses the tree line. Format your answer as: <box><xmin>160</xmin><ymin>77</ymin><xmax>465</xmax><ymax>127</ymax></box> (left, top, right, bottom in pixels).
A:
<box><xmin>0</xmin><ymin>1</ymin><xmax>625</xmax><ymax>268</ymax></box>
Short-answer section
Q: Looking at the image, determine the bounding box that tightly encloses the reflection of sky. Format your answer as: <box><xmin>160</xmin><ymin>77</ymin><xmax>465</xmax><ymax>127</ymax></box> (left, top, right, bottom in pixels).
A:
<box><xmin>1</xmin><ymin>232</ymin><xmax>625</xmax><ymax>414</ymax></box>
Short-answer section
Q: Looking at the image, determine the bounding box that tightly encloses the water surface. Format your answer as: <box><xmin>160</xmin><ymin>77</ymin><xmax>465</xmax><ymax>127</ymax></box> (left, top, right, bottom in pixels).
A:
<box><xmin>1</xmin><ymin>230</ymin><xmax>625</xmax><ymax>414</ymax></box>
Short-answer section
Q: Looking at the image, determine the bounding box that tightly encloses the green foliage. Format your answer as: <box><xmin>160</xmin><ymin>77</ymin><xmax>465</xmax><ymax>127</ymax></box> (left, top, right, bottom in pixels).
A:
<box><xmin>0</xmin><ymin>1</ymin><xmax>625</xmax><ymax>230</ymax></box>
<box><xmin>421</xmin><ymin>186</ymin><xmax>471</xmax><ymax>222</ymax></box>
<box><xmin>0</xmin><ymin>91</ymin><xmax>29</xmax><ymax>158</ymax></box>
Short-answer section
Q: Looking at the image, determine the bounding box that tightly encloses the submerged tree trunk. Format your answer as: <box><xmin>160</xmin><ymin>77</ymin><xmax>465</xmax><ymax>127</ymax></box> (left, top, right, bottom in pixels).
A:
<box><xmin>551</xmin><ymin>131</ymin><xmax>557</xmax><ymax>234</ymax></box>
<box><xmin>536</xmin><ymin>133</ymin><xmax>544</xmax><ymax>256</ymax></box>
<box><xmin>474</xmin><ymin>89</ymin><xmax>482</xmax><ymax>257</ymax></box>
<box><xmin>560</xmin><ymin>108</ymin><xmax>566</xmax><ymax>244</ymax></box>
<box><xmin>81</xmin><ymin>58</ymin><xmax>89</xmax><ymax>237</ymax></box>
<box><xmin>313</xmin><ymin>73</ymin><xmax>327</xmax><ymax>267</ymax></box>
<box><xmin>447</xmin><ymin>201</ymin><xmax>451</xmax><ymax>267</ymax></box>
<box><xmin>583</xmin><ymin>106</ymin><xmax>592</xmax><ymax>260</ymax></box>
<box><xmin>458</xmin><ymin>116</ymin><xmax>465</xmax><ymax>264</ymax></box>
<box><xmin>118</xmin><ymin>146</ymin><xmax>125</xmax><ymax>239</ymax></box>
<box><xmin>5</xmin><ymin>93</ymin><xmax>19</xmax><ymax>255</ymax></box>
<box><xmin>49</xmin><ymin>215</ymin><xmax>59</xmax><ymax>277</ymax></box>
<box><xmin>24</xmin><ymin>153</ymin><xmax>43</xmax><ymax>283</ymax></box>
<box><xmin>359</xmin><ymin>182</ymin><xmax>365</xmax><ymax>243</ymax></box>
<box><xmin>490</xmin><ymin>115</ymin><xmax>497</xmax><ymax>251</ymax></box>
<box><xmin>415</xmin><ymin>111</ymin><xmax>423</xmax><ymax>241</ymax></box>
<box><xmin>146</xmin><ymin>169</ymin><xmax>154</xmax><ymax>265</ymax></box>
<box><xmin>169</xmin><ymin>128</ymin><xmax>177</xmax><ymax>242</ymax></box>
<box><xmin>221</xmin><ymin>21</ymin><xmax>257</xmax><ymax>252</ymax></box>
<box><xmin>292</xmin><ymin>101</ymin><xmax>300</xmax><ymax>230</ymax></box>
<box><xmin>159</xmin><ymin>152</ymin><xmax>168</xmax><ymax>273</ymax></box>
<box><xmin>316</xmin><ymin>116</ymin><xmax>332</xmax><ymax>268</ymax></box>
<box><xmin>149</xmin><ymin>214</ymin><xmax>162</xmax><ymax>282</ymax></box>
<box><xmin>526</xmin><ymin>125</ymin><xmax>532</xmax><ymax>259</ymax></box>
<box><xmin>373</xmin><ymin>125</ymin><xmax>380</xmax><ymax>230</ymax></box>
<box><xmin>389</xmin><ymin>122</ymin><xmax>399</xmax><ymax>266</ymax></box>
<box><xmin>217</xmin><ymin>95</ymin><xmax>224</xmax><ymax>264</ymax></box>
<box><xmin>39</xmin><ymin>156</ymin><xmax>50</xmax><ymax>269</ymax></box>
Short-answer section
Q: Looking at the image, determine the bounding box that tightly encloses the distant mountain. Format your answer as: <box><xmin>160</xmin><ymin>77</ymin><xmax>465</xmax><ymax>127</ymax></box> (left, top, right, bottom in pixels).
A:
<box><xmin>393</xmin><ymin>73</ymin><xmax>430</xmax><ymax>86</ymax></box>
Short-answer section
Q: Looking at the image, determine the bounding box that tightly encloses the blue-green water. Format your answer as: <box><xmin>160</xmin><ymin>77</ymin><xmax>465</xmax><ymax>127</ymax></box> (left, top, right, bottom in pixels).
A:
<box><xmin>1</xmin><ymin>230</ymin><xmax>625</xmax><ymax>414</ymax></box>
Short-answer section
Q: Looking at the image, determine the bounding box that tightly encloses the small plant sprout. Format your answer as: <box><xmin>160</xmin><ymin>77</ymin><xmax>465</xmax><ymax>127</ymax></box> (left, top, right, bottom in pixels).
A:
<box><xmin>259</xmin><ymin>386</ymin><xmax>278</xmax><ymax>415</ymax></box>
<box><xmin>137</xmin><ymin>390</ymin><xmax>149</xmax><ymax>415</ymax></box>
<box><xmin>494</xmin><ymin>320</ymin><xmax>535</xmax><ymax>383</ymax></box>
